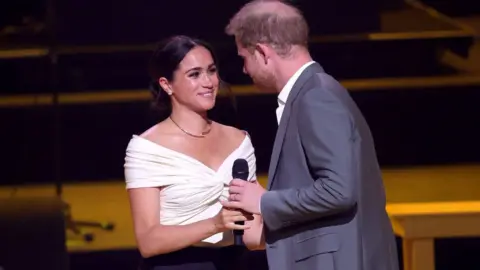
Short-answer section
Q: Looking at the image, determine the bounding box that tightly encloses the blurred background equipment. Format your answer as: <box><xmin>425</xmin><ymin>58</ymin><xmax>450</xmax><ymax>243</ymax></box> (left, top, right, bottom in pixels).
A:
<box><xmin>0</xmin><ymin>197</ymin><xmax>69</xmax><ymax>270</ymax></box>
<box><xmin>45</xmin><ymin>0</ymin><xmax>115</xmax><ymax>243</ymax></box>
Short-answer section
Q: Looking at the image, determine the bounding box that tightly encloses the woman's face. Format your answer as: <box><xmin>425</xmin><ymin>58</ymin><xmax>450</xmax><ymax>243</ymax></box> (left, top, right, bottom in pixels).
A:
<box><xmin>162</xmin><ymin>46</ymin><xmax>219</xmax><ymax>113</ymax></box>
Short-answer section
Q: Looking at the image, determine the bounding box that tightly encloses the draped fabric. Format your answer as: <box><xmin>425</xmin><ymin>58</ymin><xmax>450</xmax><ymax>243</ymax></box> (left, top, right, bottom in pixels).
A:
<box><xmin>124</xmin><ymin>134</ymin><xmax>256</xmax><ymax>245</ymax></box>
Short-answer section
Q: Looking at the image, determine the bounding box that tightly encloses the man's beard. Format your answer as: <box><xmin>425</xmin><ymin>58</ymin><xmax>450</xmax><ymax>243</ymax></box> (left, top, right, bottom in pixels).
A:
<box><xmin>252</xmin><ymin>73</ymin><xmax>277</xmax><ymax>93</ymax></box>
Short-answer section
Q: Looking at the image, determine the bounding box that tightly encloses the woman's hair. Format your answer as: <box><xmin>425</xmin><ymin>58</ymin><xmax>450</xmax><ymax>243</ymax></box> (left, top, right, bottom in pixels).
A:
<box><xmin>148</xmin><ymin>35</ymin><xmax>221</xmax><ymax>113</ymax></box>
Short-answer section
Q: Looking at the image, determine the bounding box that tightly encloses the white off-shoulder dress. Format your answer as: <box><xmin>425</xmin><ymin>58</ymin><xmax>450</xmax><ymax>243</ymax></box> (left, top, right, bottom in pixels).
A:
<box><xmin>124</xmin><ymin>133</ymin><xmax>257</xmax><ymax>246</ymax></box>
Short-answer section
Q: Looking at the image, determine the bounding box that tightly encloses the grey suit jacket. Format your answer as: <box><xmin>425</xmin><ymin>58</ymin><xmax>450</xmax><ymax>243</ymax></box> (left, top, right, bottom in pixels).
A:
<box><xmin>260</xmin><ymin>63</ymin><xmax>399</xmax><ymax>270</ymax></box>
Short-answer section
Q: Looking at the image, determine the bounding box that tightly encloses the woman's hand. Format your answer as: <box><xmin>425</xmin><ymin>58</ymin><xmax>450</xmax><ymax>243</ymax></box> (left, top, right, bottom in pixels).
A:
<box><xmin>212</xmin><ymin>206</ymin><xmax>254</xmax><ymax>233</ymax></box>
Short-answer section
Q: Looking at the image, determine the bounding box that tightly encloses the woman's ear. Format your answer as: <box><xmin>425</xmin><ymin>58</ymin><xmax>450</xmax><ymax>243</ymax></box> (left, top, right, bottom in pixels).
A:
<box><xmin>158</xmin><ymin>77</ymin><xmax>173</xmax><ymax>95</ymax></box>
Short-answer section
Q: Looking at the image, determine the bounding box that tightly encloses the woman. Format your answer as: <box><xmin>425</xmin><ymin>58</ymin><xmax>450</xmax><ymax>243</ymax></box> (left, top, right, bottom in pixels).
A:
<box><xmin>124</xmin><ymin>35</ymin><xmax>265</xmax><ymax>270</ymax></box>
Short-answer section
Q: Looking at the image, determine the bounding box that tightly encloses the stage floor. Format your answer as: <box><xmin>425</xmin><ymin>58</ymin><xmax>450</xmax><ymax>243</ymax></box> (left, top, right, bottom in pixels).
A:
<box><xmin>0</xmin><ymin>164</ymin><xmax>479</xmax><ymax>253</ymax></box>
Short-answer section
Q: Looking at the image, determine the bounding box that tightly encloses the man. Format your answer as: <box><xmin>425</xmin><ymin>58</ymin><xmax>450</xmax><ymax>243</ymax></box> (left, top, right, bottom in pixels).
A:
<box><xmin>221</xmin><ymin>1</ymin><xmax>399</xmax><ymax>270</ymax></box>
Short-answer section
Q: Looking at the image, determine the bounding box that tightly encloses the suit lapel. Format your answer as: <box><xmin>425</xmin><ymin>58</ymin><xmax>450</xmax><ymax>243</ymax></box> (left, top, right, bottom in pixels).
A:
<box><xmin>267</xmin><ymin>63</ymin><xmax>324</xmax><ymax>189</ymax></box>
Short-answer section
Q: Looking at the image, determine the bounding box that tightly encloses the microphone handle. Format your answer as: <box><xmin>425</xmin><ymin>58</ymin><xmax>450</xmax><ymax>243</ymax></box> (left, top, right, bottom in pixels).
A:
<box><xmin>233</xmin><ymin>172</ymin><xmax>248</xmax><ymax>246</ymax></box>
<box><xmin>234</xmin><ymin>234</ymin><xmax>243</xmax><ymax>246</ymax></box>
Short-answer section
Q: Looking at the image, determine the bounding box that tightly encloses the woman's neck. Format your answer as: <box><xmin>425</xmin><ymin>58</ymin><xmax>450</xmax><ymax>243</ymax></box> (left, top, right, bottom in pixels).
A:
<box><xmin>169</xmin><ymin>108</ymin><xmax>211</xmax><ymax>135</ymax></box>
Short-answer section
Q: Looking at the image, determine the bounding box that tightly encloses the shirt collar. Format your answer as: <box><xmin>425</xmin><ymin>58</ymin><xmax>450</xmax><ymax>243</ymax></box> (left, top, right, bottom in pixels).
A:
<box><xmin>278</xmin><ymin>61</ymin><xmax>315</xmax><ymax>105</ymax></box>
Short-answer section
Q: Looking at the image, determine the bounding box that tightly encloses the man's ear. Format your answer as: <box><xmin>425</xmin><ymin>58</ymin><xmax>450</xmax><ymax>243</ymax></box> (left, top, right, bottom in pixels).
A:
<box><xmin>158</xmin><ymin>77</ymin><xmax>173</xmax><ymax>95</ymax></box>
<box><xmin>254</xmin><ymin>43</ymin><xmax>273</xmax><ymax>64</ymax></box>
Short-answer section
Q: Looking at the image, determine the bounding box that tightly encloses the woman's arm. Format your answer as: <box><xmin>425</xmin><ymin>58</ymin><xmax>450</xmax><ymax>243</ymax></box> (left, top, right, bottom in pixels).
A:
<box><xmin>128</xmin><ymin>187</ymin><xmax>251</xmax><ymax>258</ymax></box>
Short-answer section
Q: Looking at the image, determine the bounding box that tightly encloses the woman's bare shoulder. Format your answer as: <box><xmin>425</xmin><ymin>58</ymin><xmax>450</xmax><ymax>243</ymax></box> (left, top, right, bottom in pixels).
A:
<box><xmin>139</xmin><ymin>120</ymin><xmax>177</xmax><ymax>145</ymax></box>
<box><xmin>214</xmin><ymin>122</ymin><xmax>247</xmax><ymax>143</ymax></box>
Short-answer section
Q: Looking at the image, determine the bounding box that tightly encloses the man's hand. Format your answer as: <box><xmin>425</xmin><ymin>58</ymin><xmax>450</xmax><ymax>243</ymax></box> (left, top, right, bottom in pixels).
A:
<box><xmin>221</xmin><ymin>179</ymin><xmax>266</xmax><ymax>215</ymax></box>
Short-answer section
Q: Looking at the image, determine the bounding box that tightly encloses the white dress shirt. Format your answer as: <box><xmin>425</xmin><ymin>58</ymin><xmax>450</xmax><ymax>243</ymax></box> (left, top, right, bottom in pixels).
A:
<box><xmin>276</xmin><ymin>61</ymin><xmax>316</xmax><ymax>124</ymax></box>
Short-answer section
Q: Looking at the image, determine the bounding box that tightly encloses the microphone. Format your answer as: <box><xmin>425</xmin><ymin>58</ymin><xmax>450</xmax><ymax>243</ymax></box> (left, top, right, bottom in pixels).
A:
<box><xmin>232</xmin><ymin>158</ymin><xmax>249</xmax><ymax>246</ymax></box>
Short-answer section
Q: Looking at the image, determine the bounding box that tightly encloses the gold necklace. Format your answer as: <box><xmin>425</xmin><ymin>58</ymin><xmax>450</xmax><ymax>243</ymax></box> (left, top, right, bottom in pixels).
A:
<box><xmin>169</xmin><ymin>116</ymin><xmax>212</xmax><ymax>138</ymax></box>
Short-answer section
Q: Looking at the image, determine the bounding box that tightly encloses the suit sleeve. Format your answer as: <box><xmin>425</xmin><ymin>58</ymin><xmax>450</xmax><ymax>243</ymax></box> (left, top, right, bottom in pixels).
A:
<box><xmin>260</xmin><ymin>86</ymin><xmax>357</xmax><ymax>231</ymax></box>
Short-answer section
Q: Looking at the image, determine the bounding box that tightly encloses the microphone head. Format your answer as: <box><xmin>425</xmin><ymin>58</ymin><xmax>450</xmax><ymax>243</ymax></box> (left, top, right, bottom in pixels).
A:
<box><xmin>232</xmin><ymin>158</ymin><xmax>249</xmax><ymax>180</ymax></box>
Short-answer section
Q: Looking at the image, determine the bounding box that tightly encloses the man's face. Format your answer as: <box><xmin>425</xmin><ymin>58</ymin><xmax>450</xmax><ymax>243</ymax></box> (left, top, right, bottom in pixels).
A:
<box><xmin>236</xmin><ymin>39</ymin><xmax>277</xmax><ymax>92</ymax></box>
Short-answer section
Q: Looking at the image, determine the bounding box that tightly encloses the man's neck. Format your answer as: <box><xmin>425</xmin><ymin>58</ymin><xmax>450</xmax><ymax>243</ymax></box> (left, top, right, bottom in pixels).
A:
<box><xmin>274</xmin><ymin>49</ymin><xmax>313</xmax><ymax>93</ymax></box>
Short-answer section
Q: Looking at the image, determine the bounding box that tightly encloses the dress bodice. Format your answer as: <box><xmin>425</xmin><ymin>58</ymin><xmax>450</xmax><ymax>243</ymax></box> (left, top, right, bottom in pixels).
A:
<box><xmin>124</xmin><ymin>134</ymin><xmax>257</xmax><ymax>245</ymax></box>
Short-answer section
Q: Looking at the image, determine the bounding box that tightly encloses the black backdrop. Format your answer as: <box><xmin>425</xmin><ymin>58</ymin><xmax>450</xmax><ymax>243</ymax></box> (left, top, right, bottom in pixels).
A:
<box><xmin>54</xmin><ymin>0</ymin><xmax>381</xmax><ymax>46</ymax></box>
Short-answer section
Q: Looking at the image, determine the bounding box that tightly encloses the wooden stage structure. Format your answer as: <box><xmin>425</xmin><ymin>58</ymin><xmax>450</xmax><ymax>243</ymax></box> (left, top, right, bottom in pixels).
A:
<box><xmin>1</xmin><ymin>164</ymin><xmax>480</xmax><ymax>270</ymax></box>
